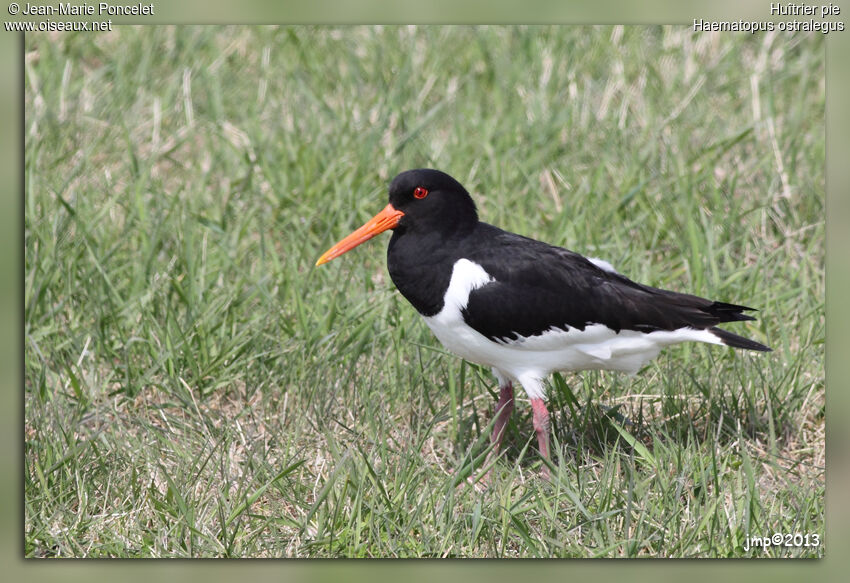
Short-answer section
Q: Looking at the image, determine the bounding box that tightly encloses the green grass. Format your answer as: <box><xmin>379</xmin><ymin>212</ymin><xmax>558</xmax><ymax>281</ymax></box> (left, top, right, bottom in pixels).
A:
<box><xmin>24</xmin><ymin>26</ymin><xmax>824</xmax><ymax>557</ymax></box>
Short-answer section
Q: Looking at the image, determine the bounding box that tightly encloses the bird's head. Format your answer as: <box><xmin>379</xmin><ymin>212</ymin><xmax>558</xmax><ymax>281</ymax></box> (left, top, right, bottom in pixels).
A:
<box><xmin>315</xmin><ymin>169</ymin><xmax>477</xmax><ymax>265</ymax></box>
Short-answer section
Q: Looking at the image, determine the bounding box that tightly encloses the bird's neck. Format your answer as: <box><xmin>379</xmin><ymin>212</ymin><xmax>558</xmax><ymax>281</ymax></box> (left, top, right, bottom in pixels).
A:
<box><xmin>387</xmin><ymin>227</ymin><xmax>471</xmax><ymax>317</ymax></box>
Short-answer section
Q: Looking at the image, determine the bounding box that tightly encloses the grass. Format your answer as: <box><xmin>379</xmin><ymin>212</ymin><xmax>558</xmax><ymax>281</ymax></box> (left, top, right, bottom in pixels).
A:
<box><xmin>24</xmin><ymin>26</ymin><xmax>824</xmax><ymax>557</ymax></box>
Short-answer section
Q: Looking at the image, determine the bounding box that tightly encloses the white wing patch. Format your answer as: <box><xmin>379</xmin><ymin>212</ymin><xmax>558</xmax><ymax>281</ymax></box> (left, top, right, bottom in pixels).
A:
<box><xmin>588</xmin><ymin>257</ymin><xmax>617</xmax><ymax>273</ymax></box>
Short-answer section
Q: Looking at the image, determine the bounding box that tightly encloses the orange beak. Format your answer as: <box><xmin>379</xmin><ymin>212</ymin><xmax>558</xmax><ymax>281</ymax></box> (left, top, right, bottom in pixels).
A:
<box><xmin>315</xmin><ymin>203</ymin><xmax>405</xmax><ymax>266</ymax></box>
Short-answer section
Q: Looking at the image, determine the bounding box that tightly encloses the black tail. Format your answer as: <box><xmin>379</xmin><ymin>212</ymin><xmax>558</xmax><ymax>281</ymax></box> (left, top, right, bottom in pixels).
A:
<box><xmin>710</xmin><ymin>327</ymin><xmax>771</xmax><ymax>352</ymax></box>
<box><xmin>706</xmin><ymin>301</ymin><xmax>758</xmax><ymax>323</ymax></box>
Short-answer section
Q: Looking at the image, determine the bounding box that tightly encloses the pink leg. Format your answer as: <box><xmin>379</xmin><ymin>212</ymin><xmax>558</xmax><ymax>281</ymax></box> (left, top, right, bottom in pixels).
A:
<box><xmin>476</xmin><ymin>380</ymin><xmax>514</xmax><ymax>482</ymax></box>
<box><xmin>490</xmin><ymin>381</ymin><xmax>515</xmax><ymax>452</ymax></box>
<box><xmin>531</xmin><ymin>397</ymin><xmax>551</xmax><ymax>479</ymax></box>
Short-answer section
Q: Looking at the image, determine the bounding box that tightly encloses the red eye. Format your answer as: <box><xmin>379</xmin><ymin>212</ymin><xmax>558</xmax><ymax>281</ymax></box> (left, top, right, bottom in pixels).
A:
<box><xmin>413</xmin><ymin>186</ymin><xmax>428</xmax><ymax>199</ymax></box>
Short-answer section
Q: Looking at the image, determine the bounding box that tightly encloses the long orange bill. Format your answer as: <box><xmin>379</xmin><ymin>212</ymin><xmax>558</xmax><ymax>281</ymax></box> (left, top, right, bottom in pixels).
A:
<box><xmin>315</xmin><ymin>203</ymin><xmax>405</xmax><ymax>266</ymax></box>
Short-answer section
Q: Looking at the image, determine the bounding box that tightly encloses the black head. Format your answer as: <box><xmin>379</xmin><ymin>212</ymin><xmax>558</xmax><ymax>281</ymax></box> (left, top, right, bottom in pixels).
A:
<box><xmin>315</xmin><ymin>169</ymin><xmax>478</xmax><ymax>266</ymax></box>
<box><xmin>387</xmin><ymin>169</ymin><xmax>478</xmax><ymax>235</ymax></box>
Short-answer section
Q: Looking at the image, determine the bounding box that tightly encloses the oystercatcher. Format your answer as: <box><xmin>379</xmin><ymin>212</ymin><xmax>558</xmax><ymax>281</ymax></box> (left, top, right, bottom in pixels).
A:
<box><xmin>316</xmin><ymin>169</ymin><xmax>770</xmax><ymax>478</ymax></box>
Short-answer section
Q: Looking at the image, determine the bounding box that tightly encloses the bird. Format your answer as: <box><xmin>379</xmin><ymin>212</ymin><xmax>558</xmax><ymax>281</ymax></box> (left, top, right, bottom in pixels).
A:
<box><xmin>316</xmin><ymin>168</ymin><xmax>770</xmax><ymax>479</ymax></box>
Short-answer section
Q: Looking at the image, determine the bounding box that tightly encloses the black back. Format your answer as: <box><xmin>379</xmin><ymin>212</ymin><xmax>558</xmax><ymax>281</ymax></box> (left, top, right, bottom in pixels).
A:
<box><xmin>460</xmin><ymin>223</ymin><xmax>758</xmax><ymax>342</ymax></box>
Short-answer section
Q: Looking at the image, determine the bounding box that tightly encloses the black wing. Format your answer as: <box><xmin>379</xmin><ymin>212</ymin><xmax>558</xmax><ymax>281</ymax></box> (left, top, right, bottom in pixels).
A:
<box><xmin>461</xmin><ymin>224</ymin><xmax>769</xmax><ymax>351</ymax></box>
